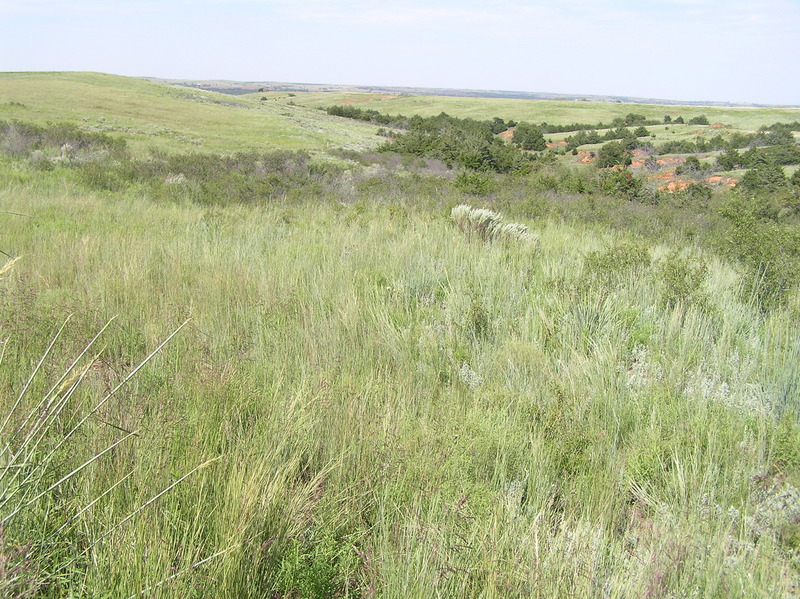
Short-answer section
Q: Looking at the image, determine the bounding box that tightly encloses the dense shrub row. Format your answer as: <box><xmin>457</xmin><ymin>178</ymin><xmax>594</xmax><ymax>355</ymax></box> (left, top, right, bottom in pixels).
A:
<box><xmin>0</xmin><ymin>119</ymin><xmax>127</xmax><ymax>158</ymax></box>
<box><xmin>375</xmin><ymin>112</ymin><xmax>539</xmax><ymax>173</ymax></box>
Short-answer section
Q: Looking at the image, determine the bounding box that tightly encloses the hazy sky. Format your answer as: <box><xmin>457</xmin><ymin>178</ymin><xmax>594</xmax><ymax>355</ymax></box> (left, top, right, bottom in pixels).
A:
<box><xmin>1</xmin><ymin>0</ymin><xmax>799</xmax><ymax>104</ymax></box>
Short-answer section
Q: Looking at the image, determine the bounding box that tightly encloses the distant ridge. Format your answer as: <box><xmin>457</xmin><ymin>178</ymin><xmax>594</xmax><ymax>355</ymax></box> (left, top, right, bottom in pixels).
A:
<box><xmin>144</xmin><ymin>77</ymin><xmax>795</xmax><ymax>108</ymax></box>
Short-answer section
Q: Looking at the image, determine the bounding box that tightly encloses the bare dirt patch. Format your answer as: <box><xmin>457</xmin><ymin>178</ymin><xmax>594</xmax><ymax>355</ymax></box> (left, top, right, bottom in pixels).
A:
<box><xmin>651</xmin><ymin>172</ymin><xmax>738</xmax><ymax>193</ymax></box>
<box><xmin>659</xmin><ymin>179</ymin><xmax>693</xmax><ymax>192</ymax></box>
<box><xmin>705</xmin><ymin>175</ymin><xmax>738</xmax><ymax>189</ymax></box>
<box><xmin>654</xmin><ymin>168</ymin><xmax>678</xmax><ymax>181</ymax></box>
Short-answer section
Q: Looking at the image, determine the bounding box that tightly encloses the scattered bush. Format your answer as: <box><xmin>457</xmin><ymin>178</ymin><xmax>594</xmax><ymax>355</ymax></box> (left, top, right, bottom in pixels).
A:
<box><xmin>0</xmin><ymin>120</ymin><xmax>127</xmax><ymax>159</ymax></box>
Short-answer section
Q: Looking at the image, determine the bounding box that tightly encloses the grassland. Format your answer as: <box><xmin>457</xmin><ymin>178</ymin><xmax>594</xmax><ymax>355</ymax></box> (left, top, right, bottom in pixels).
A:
<box><xmin>4</xmin><ymin>72</ymin><xmax>799</xmax><ymax>159</ymax></box>
<box><xmin>272</xmin><ymin>91</ymin><xmax>800</xmax><ymax>132</ymax></box>
<box><xmin>0</xmin><ymin>72</ymin><xmax>383</xmax><ymax>155</ymax></box>
<box><xmin>1</xmin><ymin>72</ymin><xmax>799</xmax><ymax>598</ymax></box>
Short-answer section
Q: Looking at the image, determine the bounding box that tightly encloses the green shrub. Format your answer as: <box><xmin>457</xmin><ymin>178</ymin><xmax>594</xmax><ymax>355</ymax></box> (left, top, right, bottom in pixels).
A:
<box><xmin>511</xmin><ymin>122</ymin><xmax>547</xmax><ymax>151</ymax></box>
<box><xmin>273</xmin><ymin>531</ymin><xmax>360</xmax><ymax>599</ymax></box>
<box><xmin>582</xmin><ymin>241</ymin><xmax>651</xmax><ymax>290</ymax></box>
<box><xmin>720</xmin><ymin>195</ymin><xmax>800</xmax><ymax>310</ymax></box>
<box><xmin>656</xmin><ymin>251</ymin><xmax>710</xmax><ymax>311</ymax></box>
<box><xmin>598</xmin><ymin>169</ymin><xmax>643</xmax><ymax>201</ymax></box>
<box><xmin>454</xmin><ymin>171</ymin><xmax>494</xmax><ymax>195</ymax></box>
<box><xmin>739</xmin><ymin>162</ymin><xmax>787</xmax><ymax>193</ymax></box>
<box><xmin>678</xmin><ymin>155</ymin><xmax>703</xmax><ymax>174</ymax></box>
<box><xmin>596</xmin><ymin>141</ymin><xmax>632</xmax><ymax>169</ymax></box>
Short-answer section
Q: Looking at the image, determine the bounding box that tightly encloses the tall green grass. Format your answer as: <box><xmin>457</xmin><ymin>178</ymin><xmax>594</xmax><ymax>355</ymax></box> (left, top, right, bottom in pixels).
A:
<box><xmin>2</xmin><ymin>161</ymin><xmax>799</xmax><ymax>597</ymax></box>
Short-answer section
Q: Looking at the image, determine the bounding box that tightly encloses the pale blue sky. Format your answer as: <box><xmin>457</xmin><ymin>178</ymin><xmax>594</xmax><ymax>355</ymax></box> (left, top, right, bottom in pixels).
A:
<box><xmin>1</xmin><ymin>0</ymin><xmax>799</xmax><ymax>104</ymax></box>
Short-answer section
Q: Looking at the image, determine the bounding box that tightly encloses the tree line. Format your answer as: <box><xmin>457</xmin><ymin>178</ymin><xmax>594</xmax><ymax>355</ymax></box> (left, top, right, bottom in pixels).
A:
<box><xmin>327</xmin><ymin>106</ymin><xmax>549</xmax><ymax>173</ymax></box>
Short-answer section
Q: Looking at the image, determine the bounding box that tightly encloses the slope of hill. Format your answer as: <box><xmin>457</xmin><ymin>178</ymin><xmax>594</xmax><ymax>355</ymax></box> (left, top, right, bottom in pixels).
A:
<box><xmin>5</xmin><ymin>73</ymin><xmax>799</xmax><ymax>159</ymax></box>
<box><xmin>0</xmin><ymin>72</ymin><xmax>383</xmax><ymax>155</ymax></box>
<box><xmin>275</xmin><ymin>91</ymin><xmax>800</xmax><ymax>132</ymax></box>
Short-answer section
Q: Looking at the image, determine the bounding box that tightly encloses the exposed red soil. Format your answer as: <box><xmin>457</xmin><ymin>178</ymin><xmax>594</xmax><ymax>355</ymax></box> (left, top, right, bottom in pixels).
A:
<box><xmin>711</xmin><ymin>123</ymin><xmax>728</xmax><ymax>129</ymax></box>
<box><xmin>654</xmin><ymin>168</ymin><xmax>678</xmax><ymax>180</ymax></box>
<box><xmin>655</xmin><ymin>173</ymin><xmax>738</xmax><ymax>193</ymax></box>
<box><xmin>546</xmin><ymin>140</ymin><xmax>568</xmax><ymax>149</ymax></box>
<box><xmin>577</xmin><ymin>150</ymin><xmax>594</xmax><ymax>164</ymax></box>
<box><xmin>657</xmin><ymin>177</ymin><xmax>738</xmax><ymax>193</ymax></box>
<box><xmin>705</xmin><ymin>175</ymin><xmax>738</xmax><ymax>189</ymax></box>
<box><xmin>499</xmin><ymin>128</ymin><xmax>515</xmax><ymax>140</ymax></box>
<box><xmin>659</xmin><ymin>179</ymin><xmax>693</xmax><ymax>192</ymax></box>
<box><xmin>631</xmin><ymin>155</ymin><xmax>687</xmax><ymax>170</ymax></box>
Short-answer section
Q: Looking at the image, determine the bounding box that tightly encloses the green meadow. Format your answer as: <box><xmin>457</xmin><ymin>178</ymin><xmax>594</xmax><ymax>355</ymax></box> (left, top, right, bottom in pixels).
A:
<box><xmin>275</xmin><ymin>90</ymin><xmax>800</xmax><ymax>131</ymax></box>
<box><xmin>0</xmin><ymin>72</ymin><xmax>384</xmax><ymax>156</ymax></box>
<box><xmin>1</xmin><ymin>72</ymin><xmax>800</xmax><ymax>598</ymax></box>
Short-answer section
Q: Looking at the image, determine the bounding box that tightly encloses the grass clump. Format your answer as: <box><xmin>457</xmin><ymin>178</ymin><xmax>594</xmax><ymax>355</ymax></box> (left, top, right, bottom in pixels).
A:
<box><xmin>451</xmin><ymin>203</ymin><xmax>540</xmax><ymax>246</ymax></box>
<box><xmin>0</xmin><ymin>294</ymin><xmax>218</xmax><ymax>595</ymax></box>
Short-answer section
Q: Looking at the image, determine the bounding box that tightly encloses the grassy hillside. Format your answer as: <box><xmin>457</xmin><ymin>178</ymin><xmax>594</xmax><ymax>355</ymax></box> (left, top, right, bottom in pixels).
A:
<box><xmin>274</xmin><ymin>90</ymin><xmax>800</xmax><ymax>131</ymax></box>
<box><xmin>1</xmin><ymin>73</ymin><xmax>799</xmax><ymax>598</ymax></box>
<box><xmin>4</xmin><ymin>72</ymin><xmax>798</xmax><ymax>160</ymax></box>
<box><xmin>0</xmin><ymin>72</ymin><xmax>383</xmax><ymax>155</ymax></box>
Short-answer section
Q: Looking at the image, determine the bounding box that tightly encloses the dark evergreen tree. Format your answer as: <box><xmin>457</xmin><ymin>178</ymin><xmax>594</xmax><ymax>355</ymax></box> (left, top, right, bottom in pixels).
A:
<box><xmin>512</xmin><ymin>122</ymin><xmax>547</xmax><ymax>151</ymax></box>
<box><xmin>688</xmin><ymin>115</ymin><xmax>710</xmax><ymax>125</ymax></box>
<box><xmin>596</xmin><ymin>141</ymin><xmax>632</xmax><ymax>168</ymax></box>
